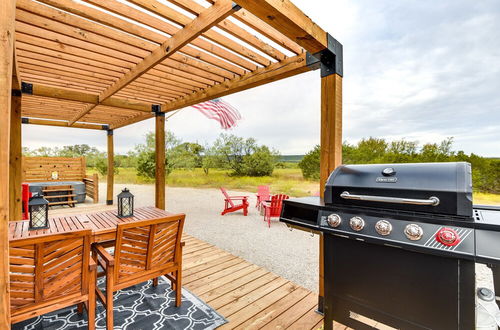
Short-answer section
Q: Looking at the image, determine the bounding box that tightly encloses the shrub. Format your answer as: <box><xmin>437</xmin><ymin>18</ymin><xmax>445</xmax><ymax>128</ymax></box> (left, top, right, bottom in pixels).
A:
<box><xmin>136</xmin><ymin>150</ymin><xmax>156</xmax><ymax>179</ymax></box>
<box><xmin>242</xmin><ymin>146</ymin><xmax>276</xmax><ymax>176</ymax></box>
<box><xmin>298</xmin><ymin>145</ymin><xmax>320</xmax><ymax>180</ymax></box>
<box><xmin>94</xmin><ymin>156</ymin><xmax>119</xmax><ymax>176</ymax></box>
<box><xmin>212</xmin><ymin>133</ymin><xmax>278</xmax><ymax>176</ymax></box>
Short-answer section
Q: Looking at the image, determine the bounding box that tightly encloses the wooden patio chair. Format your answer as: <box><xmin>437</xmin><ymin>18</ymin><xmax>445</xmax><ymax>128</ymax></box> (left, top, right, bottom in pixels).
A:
<box><xmin>262</xmin><ymin>194</ymin><xmax>290</xmax><ymax>227</ymax></box>
<box><xmin>9</xmin><ymin>229</ymin><xmax>96</xmax><ymax>329</ymax></box>
<box><xmin>220</xmin><ymin>187</ymin><xmax>249</xmax><ymax>216</ymax></box>
<box><xmin>255</xmin><ymin>185</ymin><xmax>270</xmax><ymax>209</ymax></box>
<box><xmin>92</xmin><ymin>214</ymin><xmax>185</xmax><ymax>330</ymax></box>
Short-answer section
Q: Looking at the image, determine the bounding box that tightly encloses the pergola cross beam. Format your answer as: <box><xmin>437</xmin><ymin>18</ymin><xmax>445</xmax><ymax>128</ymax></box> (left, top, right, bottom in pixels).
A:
<box><xmin>21</xmin><ymin>83</ymin><xmax>154</xmax><ymax>113</ymax></box>
<box><xmin>161</xmin><ymin>53</ymin><xmax>312</xmax><ymax>113</ymax></box>
<box><xmin>234</xmin><ymin>0</ymin><xmax>328</xmax><ymax>54</ymax></box>
<box><xmin>69</xmin><ymin>0</ymin><xmax>239</xmax><ymax>125</ymax></box>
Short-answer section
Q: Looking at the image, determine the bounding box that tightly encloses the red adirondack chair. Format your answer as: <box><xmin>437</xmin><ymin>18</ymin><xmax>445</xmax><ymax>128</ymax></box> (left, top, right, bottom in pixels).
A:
<box><xmin>220</xmin><ymin>187</ymin><xmax>249</xmax><ymax>216</ymax></box>
<box><xmin>262</xmin><ymin>194</ymin><xmax>289</xmax><ymax>227</ymax></box>
<box><xmin>255</xmin><ymin>185</ymin><xmax>270</xmax><ymax>209</ymax></box>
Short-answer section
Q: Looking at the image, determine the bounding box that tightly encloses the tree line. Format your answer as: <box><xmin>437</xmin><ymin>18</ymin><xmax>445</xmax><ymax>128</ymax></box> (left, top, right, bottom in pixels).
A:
<box><xmin>23</xmin><ymin>135</ymin><xmax>499</xmax><ymax>193</ymax></box>
<box><xmin>298</xmin><ymin>137</ymin><xmax>500</xmax><ymax>193</ymax></box>
<box><xmin>23</xmin><ymin>133</ymin><xmax>280</xmax><ymax>178</ymax></box>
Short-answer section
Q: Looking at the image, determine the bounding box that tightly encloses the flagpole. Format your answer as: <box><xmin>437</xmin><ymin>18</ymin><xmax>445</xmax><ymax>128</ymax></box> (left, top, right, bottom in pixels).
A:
<box><xmin>165</xmin><ymin>108</ymin><xmax>183</xmax><ymax>121</ymax></box>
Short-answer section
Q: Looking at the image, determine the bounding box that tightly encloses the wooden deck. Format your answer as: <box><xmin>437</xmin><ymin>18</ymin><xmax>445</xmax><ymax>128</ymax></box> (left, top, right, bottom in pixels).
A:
<box><xmin>49</xmin><ymin>205</ymin><xmax>349</xmax><ymax>329</ymax></box>
<box><xmin>182</xmin><ymin>234</ymin><xmax>350</xmax><ymax>330</ymax></box>
<box><xmin>182</xmin><ymin>233</ymin><xmax>325</xmax><ymax>329</ymax></box>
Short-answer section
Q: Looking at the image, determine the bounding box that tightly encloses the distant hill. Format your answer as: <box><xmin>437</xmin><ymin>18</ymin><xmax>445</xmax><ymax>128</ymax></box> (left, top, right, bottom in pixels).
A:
<box><xmin>279</xmin><ymin>155</ymin><xmax>304</xmax><ymax>163</ymax></box>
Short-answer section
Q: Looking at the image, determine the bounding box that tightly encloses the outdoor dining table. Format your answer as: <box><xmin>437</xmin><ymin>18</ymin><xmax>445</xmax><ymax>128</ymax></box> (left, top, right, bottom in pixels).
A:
<box><xmin>9</xmin><ymin>206</ymin><xmax>177</xmax><ymax>242</ymax></box>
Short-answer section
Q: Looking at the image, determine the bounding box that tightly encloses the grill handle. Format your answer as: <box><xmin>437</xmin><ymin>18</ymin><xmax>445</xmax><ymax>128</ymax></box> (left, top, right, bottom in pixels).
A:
<box><xmin>340</xmin><ymin>191</ymin><xmax>440</xmax><ymax>206</ymax></box>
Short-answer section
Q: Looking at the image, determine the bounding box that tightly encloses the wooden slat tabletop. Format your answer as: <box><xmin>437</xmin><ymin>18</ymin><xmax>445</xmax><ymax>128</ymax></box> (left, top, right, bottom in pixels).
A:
<box><xmin>9</xmin><ymin>207</ymin><xmax>178</xmax><ymax>242</ymax></box>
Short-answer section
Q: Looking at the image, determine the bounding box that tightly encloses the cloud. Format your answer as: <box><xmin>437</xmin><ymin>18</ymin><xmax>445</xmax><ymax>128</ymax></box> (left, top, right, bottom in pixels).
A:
<box><xmin>23</xmin><ymin>0</ymin><xmax>500</xmax><ymax>156</ymax></box>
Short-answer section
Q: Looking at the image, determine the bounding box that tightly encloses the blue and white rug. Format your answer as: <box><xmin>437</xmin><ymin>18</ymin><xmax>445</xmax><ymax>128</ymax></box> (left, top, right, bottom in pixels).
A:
<box><xmin>12</xmin><ymin>277</ymin><xmax>227</xmax><ymax>330</ymax></box>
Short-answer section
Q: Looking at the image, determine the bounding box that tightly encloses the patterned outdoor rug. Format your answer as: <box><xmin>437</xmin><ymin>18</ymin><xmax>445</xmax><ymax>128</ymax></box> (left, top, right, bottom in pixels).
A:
<box><xmin>12</xmin><ymin>276</ymin><xmax>227</xmax><ymax>330</ymax></box>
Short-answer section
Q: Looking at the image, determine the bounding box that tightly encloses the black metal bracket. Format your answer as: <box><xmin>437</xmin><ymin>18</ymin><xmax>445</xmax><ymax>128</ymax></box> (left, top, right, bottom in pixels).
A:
<box><xmin>106</xmin><ymin>200</ymin><xmax>113</xmax><ymax>206</ymax></box>
<box><xmin>21</xmin><ymin>117</ymin><xmax>29</xmax><ymax>124</ymax></box>
<box><xmin>152</xmin><ymin>105</ymin><xmax>165</xmax><ymax>117</ymax></box>
<box><xmin>102</xmin><ymin>124</ymin><xmax>110</xmax><ymax>131</ymax></box>
<box><xmin>107</xmin><ymin>129</ymin><xmax>113</xmax><ymax>136</ymax></box>
<box><xmin>232</xmin><ymin>2</ymin><xmax>242</xmax><ymax>11</ymax></box>
<box><xmin>12</xmin><ymin>89</ymin><xmax>22</xmax><ymax>97</ymax></box>
<box><xmin>21</xmin><ymin>82</ymin><xmax>33</xmax><ymax>95</ymax></box>
<box><xmin>152</xmin><ymin>104</ymin><xmax>166</xmax><ymax>117</ymax></box>
<box><xmin>316</xmin><ymin>295</ymin><xmax>325</xmax><ymax>315</ymax></box>
<box><xmin>306</xmin><ymin>33</ymin><xmax>343</xmax><ymax>77</ymax></box>
<box><xmin>151</xmin><ymin>104</ymin><xmax>161</xmax><ymax>113</ymax></box>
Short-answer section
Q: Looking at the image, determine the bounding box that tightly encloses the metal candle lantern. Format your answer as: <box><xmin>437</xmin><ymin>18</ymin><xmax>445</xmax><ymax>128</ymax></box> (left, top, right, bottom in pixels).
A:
<box><xmin>117</xmin><ymin>188</ymin><xmax>134</xmax><ymax>218</ymax></box>
<box><xmin>28</xmin><ymin>193</ymin><xmax>49</xmax><ymax>230</ymax></box>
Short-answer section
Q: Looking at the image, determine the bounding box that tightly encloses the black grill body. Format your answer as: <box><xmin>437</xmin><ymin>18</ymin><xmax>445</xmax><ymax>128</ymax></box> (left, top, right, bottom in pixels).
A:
<box><xmin>325</xmin><ymin>235</ymin><xmax>475</xmax><ymax>330</ymax></box>
<box><xmin>280</xmin><ymin>162</ymin><xmax>500</xmax><ymax>330</ymax></box>
<box><xmin>324</xmin><ymin>162</ymin><xmax>473</xmax><ymax>217</ymax></box>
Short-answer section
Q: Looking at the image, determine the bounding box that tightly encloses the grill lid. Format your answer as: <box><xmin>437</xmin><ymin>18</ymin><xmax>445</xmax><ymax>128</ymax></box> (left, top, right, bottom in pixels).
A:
<box><xmin>324</xmin><ymin>162</ymin><xmax>473</xmax><ymax>217</ymax></box>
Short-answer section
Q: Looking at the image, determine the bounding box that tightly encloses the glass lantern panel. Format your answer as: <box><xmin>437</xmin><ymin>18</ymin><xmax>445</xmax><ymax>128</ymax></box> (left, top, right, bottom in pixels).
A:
<box><xmin>122</xmin><ymin>198</ymin><xmax>131</xmax><ymax>216</ymax></box>
<box><xmin>31</xmin><ymin>205</ymin><xmax>47</xmax><ymax>227</ymax></box>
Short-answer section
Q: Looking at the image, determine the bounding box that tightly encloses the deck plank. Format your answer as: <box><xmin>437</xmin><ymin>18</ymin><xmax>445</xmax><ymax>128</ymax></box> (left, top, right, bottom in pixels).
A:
<box><xmin>175</xmin><ymin>232</ymin><xmax>346</xmax><ymax>329</ymax></box>
<box><xmin>256</xmin><ymin>291</ymin><xmax>318</xmax><ymax>329</ymax></box>
<box><xmin>232</xmin><ymin>286</ymin><xmax>310</xmax><ymax>329</ymax></box>
<box><xmin>180</xmin><ymin>233</ymin><xmax>350</xmax><ymax>329</ymax></box>
<box><xmin>286</xmin><ymin>306</ymin><xmax>324</xmax><ymax>330</ymax></box>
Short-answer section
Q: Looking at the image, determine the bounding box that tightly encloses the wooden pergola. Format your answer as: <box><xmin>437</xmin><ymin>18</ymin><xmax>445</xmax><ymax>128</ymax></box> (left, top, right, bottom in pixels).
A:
<box><xmin>0</xmin><ymin>0</ymin><xmax>342</xmax><ymax>326</ymax></box>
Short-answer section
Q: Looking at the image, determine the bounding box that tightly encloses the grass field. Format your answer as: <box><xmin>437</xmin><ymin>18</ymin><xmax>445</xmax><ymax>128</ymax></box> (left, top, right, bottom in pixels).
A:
<box><xmin>89</xmin><ymin>167</ymin><xmax>500</xmax><ymax>204</ymax></box>
<box><xmin>90</xmin><ymin>167</ymin><xmax>319</xmax><ymax>197</ymax></box>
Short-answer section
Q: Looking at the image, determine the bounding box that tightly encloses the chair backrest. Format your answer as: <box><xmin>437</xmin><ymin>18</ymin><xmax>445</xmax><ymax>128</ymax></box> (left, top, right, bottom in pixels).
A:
<box><xmin>269</xmin><ymin>194</ymin><xmax>290</xmax><ymax>217</ymax></box>
<box><xmin>114</xmin><ymin>214</ymin><xmax>185</xmax><ymax>284</ymax></box>
<box><xmin>257</xmin><ymin>185</ymin><xmax>270</xmax><ymax>199</ymax></box>
<box><xmin>10</xmin><ymin>229</ymin><xmax>91</xmax><ymax>315</ymax></box>
<box><xmin>220</xmin><ymin>187</ymin><xmax>235</xmax><ymax>207</ymax></box>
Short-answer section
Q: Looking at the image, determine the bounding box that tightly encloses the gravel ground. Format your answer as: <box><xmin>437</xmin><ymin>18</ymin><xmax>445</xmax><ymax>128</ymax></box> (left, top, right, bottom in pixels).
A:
<box><xmin>60</xmin><ymin>183</ymin><xmax>496</xmax><ymax>295</ymax></box>
<box><xmin>100</xmin><ymin>183</ymin><xmax>320</xmax><ymax>293</ymax></box>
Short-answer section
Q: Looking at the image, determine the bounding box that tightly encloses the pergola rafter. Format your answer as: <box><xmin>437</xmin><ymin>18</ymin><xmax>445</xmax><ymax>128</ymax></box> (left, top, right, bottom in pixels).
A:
<box><xmin>69</xmin><ymin>0</ymin><xmax>240</xmax><ymax>125</ymax></box>
<box><xmin>12</xmin><ymin>0</ymin><xmax>319</xmax><ymax>129</ymax></box>
<box><xmin>1</xmin><ymin>0</ymin><xmax>343</xmax><ymax>327</ymax></box>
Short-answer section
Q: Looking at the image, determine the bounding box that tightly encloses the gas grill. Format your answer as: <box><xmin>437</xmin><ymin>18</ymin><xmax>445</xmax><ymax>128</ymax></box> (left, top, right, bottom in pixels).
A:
<box><xmin>280</xmin><ymin>162</ymin><xmax>500</xmax><ymax>330</ymax></box>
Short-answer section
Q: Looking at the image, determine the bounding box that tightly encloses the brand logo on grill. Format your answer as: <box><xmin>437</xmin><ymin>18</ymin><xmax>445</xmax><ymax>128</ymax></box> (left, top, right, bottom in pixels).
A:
<box><xmin>376</xmin><ymin>177</ymin><xmax>398</xmax><ymax>183</ymax></box>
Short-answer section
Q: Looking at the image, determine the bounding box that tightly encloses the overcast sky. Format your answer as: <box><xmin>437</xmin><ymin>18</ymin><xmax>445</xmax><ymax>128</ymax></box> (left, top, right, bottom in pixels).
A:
<box><xmin>23</xmin><ymin>0</ymin><xmax>500</xmax><ymax>156</ymax></box>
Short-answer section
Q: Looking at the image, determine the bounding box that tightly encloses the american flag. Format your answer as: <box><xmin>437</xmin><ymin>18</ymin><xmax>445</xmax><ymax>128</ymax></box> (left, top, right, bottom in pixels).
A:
<box><xmin>191</xmin><ymin>98</ymin><xmax>241</xmax><ymax>130</ymax></box>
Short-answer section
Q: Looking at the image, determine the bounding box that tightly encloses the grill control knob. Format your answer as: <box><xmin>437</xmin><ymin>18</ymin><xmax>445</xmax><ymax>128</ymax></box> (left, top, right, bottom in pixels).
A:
<box><xmin>436</xmin><ymin>227</ymin><xmax>460</xmax><ymax>246</ymax></box>
<box><xmin>327</xmin><ymin>214</ymin><xmax>342</xmax><ymax>228</ymax></box>
<box><xmin>404</xmin><ymin>224</ymin><xmax>423</xmax><ymax>241</ymax></box>
<box><xmin>349</xmin><ymin>216</ymin><xmax>365</xmax><ymax>231</ymax></box>
<box><xmin>375</xmin><ymin>220</ymin><xmax>392</xmax><ymax>236</ymax></box>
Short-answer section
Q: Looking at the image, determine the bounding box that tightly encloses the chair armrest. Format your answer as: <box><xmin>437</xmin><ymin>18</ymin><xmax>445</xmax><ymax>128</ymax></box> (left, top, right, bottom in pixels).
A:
<box><xmin>89</xmin><ymin>256</ymin><xmax>97</xmax><ymax>272</ymax></box>
<box><xmin>227</xmin><ymin>196</ymin><xmax>248</xmax><ymax>200</ymax></box>
<box><xmin>93</xmin><ymin>244</ymin><xmax>115</xmax><ymax>266</ymax></box>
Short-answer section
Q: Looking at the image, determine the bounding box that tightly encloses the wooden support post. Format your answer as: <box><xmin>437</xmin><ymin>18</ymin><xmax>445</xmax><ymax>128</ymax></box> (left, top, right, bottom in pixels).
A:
<box><xmin>319</xmin><ymin>73</ymin><xmax>343</xmax><ymax>314</ymax></box>
<box><xmin>0</xmin><ymin>0</ymin><xmax>15</xmax><ymax>326</ymax></box>
<box><xmin>155</xmin><ymin>112</ymin><xmax>166</xmax><ymax>210</ymax></box>
<box><xmin>9</xmin><ymin>90</ymin><xmax>22</xmax><ymax>221</ymax></box>
<box><xmin>106</xmin><ymin>130</ymin><xmax>114</xmax><ymax>205</ymax></box>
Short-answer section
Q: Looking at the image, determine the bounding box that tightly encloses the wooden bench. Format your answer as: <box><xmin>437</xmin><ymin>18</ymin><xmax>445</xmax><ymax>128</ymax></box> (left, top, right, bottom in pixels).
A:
<box><xmin>22</xmin><ymin>156</ymin><xmax>99</xmax><ymax>204</ymax></box>
<box><xmin>42</xmin><ymin>184</ymin><xmax>77</xmax><ymax>207</ymax></box>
